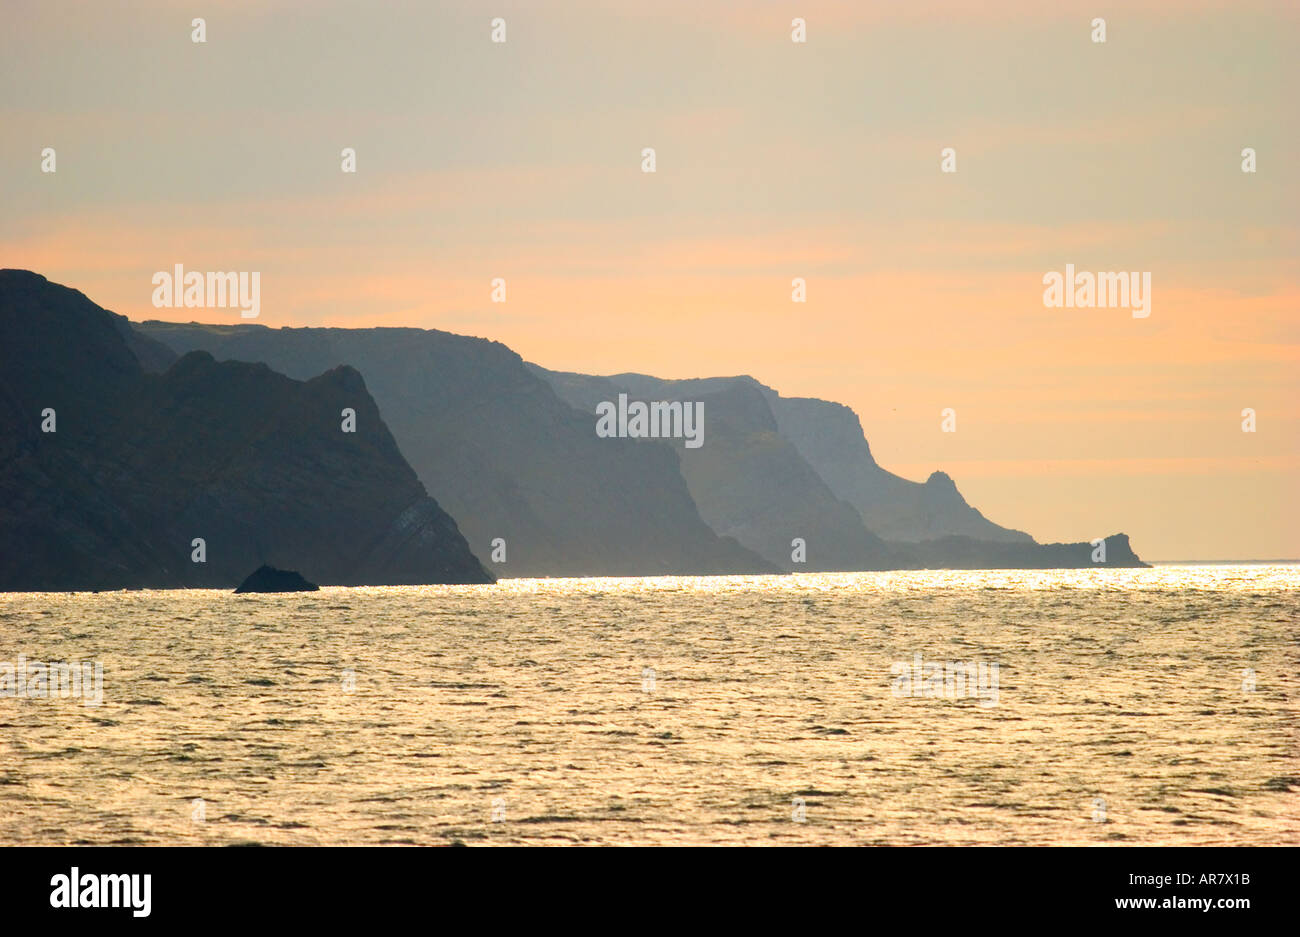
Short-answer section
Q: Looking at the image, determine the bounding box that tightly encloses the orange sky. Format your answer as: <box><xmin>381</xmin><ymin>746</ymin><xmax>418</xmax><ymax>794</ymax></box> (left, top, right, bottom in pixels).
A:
<box><xmin>3</xmin><ymin>0</ymin><xmax>1297</xmax><ymax>559</ymax></box>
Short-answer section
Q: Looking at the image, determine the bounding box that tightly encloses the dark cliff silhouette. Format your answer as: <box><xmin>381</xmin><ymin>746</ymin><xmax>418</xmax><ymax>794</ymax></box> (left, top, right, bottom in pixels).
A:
<box><xmin>0</xmin><ymin>271</ymin><xmax>492</xmax><ymax>590</ymax></box>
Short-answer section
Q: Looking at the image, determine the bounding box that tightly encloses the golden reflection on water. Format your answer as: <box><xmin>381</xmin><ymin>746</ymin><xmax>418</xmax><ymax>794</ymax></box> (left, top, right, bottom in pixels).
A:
<box><xmin>1</xmin><ymin>566</ymin><xmax>1296</xmax><ymax>844</ymax></box>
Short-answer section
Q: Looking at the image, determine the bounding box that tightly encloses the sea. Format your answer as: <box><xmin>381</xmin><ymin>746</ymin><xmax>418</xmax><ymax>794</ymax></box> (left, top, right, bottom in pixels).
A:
<box><xmin>1</xmin><ymin>565</ymin><xmax>1296</xmax><ymax>845</ymax></box>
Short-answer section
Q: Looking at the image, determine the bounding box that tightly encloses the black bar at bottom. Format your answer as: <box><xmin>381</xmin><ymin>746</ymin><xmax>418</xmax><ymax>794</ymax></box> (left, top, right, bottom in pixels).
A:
<box><xmin>0</xmin><ymin>845</ymin><xmax>1289</xmax><ymax>926</ymax></box>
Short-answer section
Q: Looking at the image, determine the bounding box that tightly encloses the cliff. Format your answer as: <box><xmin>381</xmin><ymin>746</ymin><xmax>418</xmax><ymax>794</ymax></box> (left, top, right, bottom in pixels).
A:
<box><xmin>763</xmin><ymin>392</ymin><xmax>1033</xmax><ymax>543</ymax></box>
<box><xmin>535</xmin><ymin>368</ymin><xmax>1147</xmax><ymax>570</ymax></box>
<box><xmin>125</xmin><ymin>291</ymin><xmax>1148</xmax><ymax>575</ymax></box>
<box><xmin>0</xmin><ymin>270</ymin><xmax>492</xmax><ymax>590</ymax></box>
<box><xmin>535</xmin><ymin>369</ymin><xmax>899</xmax><ymax>571</ymax></box>
<box><xmin>134</xmin><ymin>321</ymin><xmax>776</xmax><ymax>577</ymax></box>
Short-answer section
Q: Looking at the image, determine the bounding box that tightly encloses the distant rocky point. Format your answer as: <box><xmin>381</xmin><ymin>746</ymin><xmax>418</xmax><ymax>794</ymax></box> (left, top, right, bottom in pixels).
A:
<box><xmin>896</xmin><ymin>532</ymin><xmax>1148</xmax><ymax>569</ymax></box>
<box><xmin>234</xmin><ymin>566</ymin><xmax>320</xmax><ymax>593</ymax></box>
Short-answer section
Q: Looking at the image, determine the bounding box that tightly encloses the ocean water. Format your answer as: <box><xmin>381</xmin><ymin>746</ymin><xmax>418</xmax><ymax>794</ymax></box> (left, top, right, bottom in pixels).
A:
<box><xmin>1</xmin><ymin>566</ymin><xmax>1296</xmax><ymax>846</ymax></box>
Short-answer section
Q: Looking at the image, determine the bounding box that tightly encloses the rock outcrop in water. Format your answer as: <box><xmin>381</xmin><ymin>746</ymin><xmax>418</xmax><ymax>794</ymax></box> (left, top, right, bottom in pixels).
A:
<box><xmin>234</xmin><ymin>566</ymin><xmax>320</xmax><ymax>593</ymax></box>
<box><xmin>0</xmin><ymin>270</ymin><xmax>493</xmax><ymax>591</ymax></box>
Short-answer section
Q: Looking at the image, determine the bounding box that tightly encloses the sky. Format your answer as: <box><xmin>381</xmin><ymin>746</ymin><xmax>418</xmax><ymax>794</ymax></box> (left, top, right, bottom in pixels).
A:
<box><xmin>2</xmin><ymin>0</ymin><xmax>1297</xmax><ymax>560</ymax></box>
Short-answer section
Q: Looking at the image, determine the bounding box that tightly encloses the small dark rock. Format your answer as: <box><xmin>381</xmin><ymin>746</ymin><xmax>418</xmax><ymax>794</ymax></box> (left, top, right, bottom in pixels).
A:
<box><xmin>234</xmin><ymin>565</ymin><xmax>320</xmax><ymax>594</ymax></box>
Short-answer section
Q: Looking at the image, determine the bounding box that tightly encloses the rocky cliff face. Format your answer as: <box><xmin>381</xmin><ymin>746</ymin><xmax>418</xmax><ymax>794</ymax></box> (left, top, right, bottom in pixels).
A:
<box><xmin>134</xmin><ymin>321</ymin><xmax>775</xmax><ymax>577</ymax></box>
<box><xmin>764</xmin><ymin>392</ymin><xmax>1033</xmax><ymax>544</ymax></box>
<box><xmin>535</xmin><ymin>368</ymin><xmax>1147</xmax><ymax>570</ymax></box>
<box><xmin>536</xmin><ymin>369</ymin><xmax>899</xmax><ymax>572</ymax></box>
<box><xmin>0</xmin><ymin>271</ymin><xmax>492</xmax><ymax>590</ymax></box>
<box><xmin>544</xmin><ymin>368</ymin><xmax>1033</xmax><ymax>548</ymax></box>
